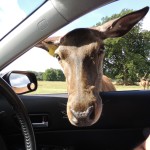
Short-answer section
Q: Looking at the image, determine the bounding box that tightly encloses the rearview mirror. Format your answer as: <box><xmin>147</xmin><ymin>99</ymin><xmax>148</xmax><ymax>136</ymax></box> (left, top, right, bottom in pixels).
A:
<box><xmin>2</xmin><ymin>71</ymin><xmax>38</xmax><ymax>94</ymax></box>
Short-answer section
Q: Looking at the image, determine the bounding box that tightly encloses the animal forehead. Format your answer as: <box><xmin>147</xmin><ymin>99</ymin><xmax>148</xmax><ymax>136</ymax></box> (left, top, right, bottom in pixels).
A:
<box><xmin>60</xmin><ymin>28</ymin><xmax>100</xmax><ymax>47</ymax></box>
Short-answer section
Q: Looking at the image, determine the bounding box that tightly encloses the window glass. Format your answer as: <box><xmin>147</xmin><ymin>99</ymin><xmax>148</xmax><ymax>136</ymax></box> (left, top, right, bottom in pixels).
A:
<box><xmin>0</xmin><ymin>0</ymin><xmax>45</xmax><ymax>39</ymax></box>
<box><xmin>1</xmin><ymin>0</ymin><xmax>149</xmax><ymax>94</ymax></box>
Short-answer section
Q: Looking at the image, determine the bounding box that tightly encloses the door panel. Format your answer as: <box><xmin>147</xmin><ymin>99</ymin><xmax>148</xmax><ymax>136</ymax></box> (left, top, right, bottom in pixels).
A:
<box><xmin>1</xmin><ymin>90</ymin><xmax>150</xmax><ymax>149</ymax></box>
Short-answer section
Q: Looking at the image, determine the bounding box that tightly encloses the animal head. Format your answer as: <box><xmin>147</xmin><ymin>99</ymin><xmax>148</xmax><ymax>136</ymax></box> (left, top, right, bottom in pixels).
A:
<box><xmin>37</xmin><ymin>7</ymin><xmax>149</xmax><ymax>127</ymax></box>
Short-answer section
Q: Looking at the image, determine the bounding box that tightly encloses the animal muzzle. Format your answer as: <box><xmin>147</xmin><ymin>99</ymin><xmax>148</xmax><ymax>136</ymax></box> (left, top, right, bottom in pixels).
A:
<box><xmin>67</xmin><ymin>96</ymin><xmax>102</xmax><ymax>127</ymax></box>
<box><xmin>70</xmin><ymin>105</ymin><xmax>94</xmax><ymax>126</ymax></box>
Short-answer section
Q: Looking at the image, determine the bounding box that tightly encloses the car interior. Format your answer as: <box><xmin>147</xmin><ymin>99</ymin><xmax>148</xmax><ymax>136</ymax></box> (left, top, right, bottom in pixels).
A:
<box><xmin>0</xmin><ymin>0</ymin><xmax>150</xmax><ymax>150</ymax></box>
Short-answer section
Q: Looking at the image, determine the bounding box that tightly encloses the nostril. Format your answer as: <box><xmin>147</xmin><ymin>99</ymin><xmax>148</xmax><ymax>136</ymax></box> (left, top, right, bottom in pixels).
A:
<box><xmin>71</xmin><ymin>106</ymin><xmax>94</xmax><ymax>119</ymax></box>
<box><xmin>86</xmin><ymin>106</ymin><xmax>94</xmax><ymax>118</ymax></box>
<box><xmin>89</xmin><ymin>107</ymin><xmax>95</xmax><ymax>119</ymax></box>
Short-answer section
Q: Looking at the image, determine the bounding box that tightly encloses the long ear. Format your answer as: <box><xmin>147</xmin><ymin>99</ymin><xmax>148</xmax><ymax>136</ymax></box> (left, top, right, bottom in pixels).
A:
<box><xmin>92</xmin><ymin>6</ymin><xmax>149</xmax><ymax>39</ymax></box>
<box><xmin>36</xmin><ymin>37</ymin><xmax>61</xmax><ymax>56</ymax></box>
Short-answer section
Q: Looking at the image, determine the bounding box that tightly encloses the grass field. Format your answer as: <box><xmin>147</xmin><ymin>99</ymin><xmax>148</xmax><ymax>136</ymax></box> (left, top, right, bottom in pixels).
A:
<box><xmin>31</xmin><ymin>81</ymin><xmax>67</xmax><ymax>94</ymax></box>
<box><xmin>31</xmin><ymin>81</ymin><xmax>144</xmax><ymax>94</ymax></box>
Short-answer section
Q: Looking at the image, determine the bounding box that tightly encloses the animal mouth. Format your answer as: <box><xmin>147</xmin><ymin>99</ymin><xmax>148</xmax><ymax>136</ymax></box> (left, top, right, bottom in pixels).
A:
<box><xmin>70</xmin><ymin>106</ymin><xmax>95</xmax><ymax>126</ymax></box>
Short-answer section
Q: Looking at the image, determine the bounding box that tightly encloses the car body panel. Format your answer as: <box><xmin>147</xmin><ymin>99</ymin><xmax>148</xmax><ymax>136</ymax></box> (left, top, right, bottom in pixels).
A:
<box><xmin>0</xmin><ymin>91</ymin><xmax>150</xmax><ymax>149</ymax></box>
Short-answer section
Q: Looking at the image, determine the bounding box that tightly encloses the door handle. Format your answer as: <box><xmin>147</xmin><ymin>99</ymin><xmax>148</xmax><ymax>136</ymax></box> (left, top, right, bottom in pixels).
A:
<box><xmin>32</xmin><ymin>120</ymin><xmax>48</xmax><ymax>128</ymax></box>
<box><xmin>30</xmin><ymin>114</ymin><xmax>48</xmax><ymax>128</ymax></box>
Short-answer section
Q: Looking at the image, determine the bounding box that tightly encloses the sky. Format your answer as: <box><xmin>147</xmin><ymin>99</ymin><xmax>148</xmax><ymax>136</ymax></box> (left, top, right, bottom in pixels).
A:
<box><xmin>0</xmin><ymin>0</ymin><xmax>150</xmax><ymax>73</ymax></box>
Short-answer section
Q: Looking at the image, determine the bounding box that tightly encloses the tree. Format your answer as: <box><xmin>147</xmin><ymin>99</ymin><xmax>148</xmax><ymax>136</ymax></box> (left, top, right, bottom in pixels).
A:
<box><xmin>55</xmin><ymin>69</ymin><xmax>65</xmax><ymax>81</ymax></box>
<box><xmin>36</xmin><ymin>72</ymin><xmax>43</xmax><ymax>81</ymax></box>
<box><xmin>95</xmin><ymin>9</ymin><xmax>150</xmax><ymax>85</ymax></box>
<box><xmin>43</xmin><ymin>68</ymin><xmax>65</xmax><ymax>81</ymax></box>
<box><xmin>43</xmin><ymin>69</ymin><xmax>56</xmax><ymax>81</ymax></box>
<box><xmin>28</xmin><ymin>71</ymin><xmax>43</xmax><ymax>81</ymax></box>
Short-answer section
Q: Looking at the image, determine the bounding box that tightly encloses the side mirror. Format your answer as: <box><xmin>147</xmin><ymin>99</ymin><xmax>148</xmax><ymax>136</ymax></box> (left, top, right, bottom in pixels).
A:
<box><xmin>2</xmin><ymin>71</ymin><xmax>38</xmax><ymax>94</ymax></box>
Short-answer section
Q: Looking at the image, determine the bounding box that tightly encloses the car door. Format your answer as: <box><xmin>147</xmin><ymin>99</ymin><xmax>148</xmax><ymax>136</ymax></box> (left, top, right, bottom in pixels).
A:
<box><xmin>0</xmin><ymin>0</ymin><xmax>150</xmax><ymax>150</ymax></box>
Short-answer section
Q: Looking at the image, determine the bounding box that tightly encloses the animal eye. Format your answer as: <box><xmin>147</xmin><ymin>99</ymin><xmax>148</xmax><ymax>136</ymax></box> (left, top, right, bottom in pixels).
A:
<box><xmin>98</xmin><ymin>50</ymin><xmax>104</xmax><ymax>55</ymax></box>
<box><xmin>54</xmin><ymin>53</ymin><xmax>61</xmax><ymax>61</ymax></box>
<box><xmin>100</xmin><ymin>45</ymin><xmax>105</xmax><ymax>50</ymax></box>
<box><xmin>99</xmin><ymin>45</ymin><xmax>105</xmax><ymax>52</ymax></box>
<box><xmin>98</xmin><ymin>46</ymin><xmax>105</xmax><ymax>54</ymax></box>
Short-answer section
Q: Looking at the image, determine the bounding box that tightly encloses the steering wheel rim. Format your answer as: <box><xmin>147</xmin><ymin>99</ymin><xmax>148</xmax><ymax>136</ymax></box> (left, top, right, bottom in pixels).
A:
<box><xmin>0</xmin><ymin>77</ymin><xmax>36</xmax><ymax>150</ymax></box>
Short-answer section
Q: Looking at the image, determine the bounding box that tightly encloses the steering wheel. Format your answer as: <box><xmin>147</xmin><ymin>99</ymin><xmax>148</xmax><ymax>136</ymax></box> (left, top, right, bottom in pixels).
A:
<box><xmin>0</xmin><ymin>77</ymin><xmax>36</xmax><ymax>150</ymax></box>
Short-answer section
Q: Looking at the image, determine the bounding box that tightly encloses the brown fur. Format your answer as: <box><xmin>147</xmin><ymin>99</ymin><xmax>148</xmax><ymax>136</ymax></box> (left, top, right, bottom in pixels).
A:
<box><xmin>36</xmin><ymin>7</ymin><xmax>149</xmax><ymax>127</ymax></box>
<box><xmin>102</xmin><ymin>75</ymin><xmax>116</xmax><ymax>91</ymax></box>
<box><xmin>140</xmin><ymin>78</ymin><xmax>149</xmax><ymax>90</ymax></box>
<box><xmin>36</xmin><ymin>7</ymin><xmax>149</xmax><ymax>150</ymax></box>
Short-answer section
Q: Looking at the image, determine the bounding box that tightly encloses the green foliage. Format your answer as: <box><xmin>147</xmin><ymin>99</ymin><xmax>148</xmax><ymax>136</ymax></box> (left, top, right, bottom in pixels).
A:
<box><xmin>55</xmin><ymin>69</ymin><xmax>66</xmax><ymax>81</ymax></box>
<box><xmin>43</xmin><ymin>69</ymin><xmax>56</xmax><ymax>81</ymax></box>
<box><xmin>36</xmin><ymin>72</ymin><xmax>43</xmax><ymax>81</ymax></box>
<box><xmin>30</xmin><ymin>69</ymin><xmax>65</xmax><ymax>81</ymax></box>
<box><xmin>28</xmin><ymin>71</ymin><xmax>43</xmax><ymax>81</ymax></box>
<box><xmin>95</xmin><ymin>9</ymin><xmax>133</xmax><ymax>26</ymax></box>
<box><xmin>43</xmin><ymin>68</ymin><xmax>65</xmax><ymax>81</ymax></box>
<box><xmin>95</xmin><ymin>9</ymin><xmax>150</xmax><ymax>85</ymax></box>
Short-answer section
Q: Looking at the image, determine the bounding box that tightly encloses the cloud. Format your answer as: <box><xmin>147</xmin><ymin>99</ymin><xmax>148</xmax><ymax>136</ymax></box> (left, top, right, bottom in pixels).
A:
<box><xmin>10</xmin><ymin>74</ymin><xmax>30</xmax><ymax>87</ymax></box>
<box><xmin>0</xmin><ymin>0</ymin><xmax>26</xmax><ymax>38</ymax></box>
<box><xmin>2</xmin><ymin>47</ymin><xmax>62</xmax><ymax>73</ymax></box>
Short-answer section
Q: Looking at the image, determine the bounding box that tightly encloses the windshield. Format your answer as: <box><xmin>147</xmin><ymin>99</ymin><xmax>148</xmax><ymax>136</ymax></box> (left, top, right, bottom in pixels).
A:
<box><xmin>0</xmin><ymin>0</ymin><xmax>46</xmax><ymax>40</ymax></box>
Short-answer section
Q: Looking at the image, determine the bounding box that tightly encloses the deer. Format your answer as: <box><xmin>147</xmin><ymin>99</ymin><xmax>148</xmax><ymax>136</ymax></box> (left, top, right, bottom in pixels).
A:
<box><xmin>137</xmin><ymin>73</ymin><xmax>150</xmax><ymax>90</ymax></box>
<box><xmin>140</xmin><ymin>78</ymin><xmax>149</xmax><ymax>90</ymax></box>
<box><xmin>36</xmin><ymin>7</ymin><xmax>149</xmax><ymax>150</ymax></box>
<box><xmin>145</xmin><ymin>80</ymin><xmax>149</xmax><ymax>90</ymax></box>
